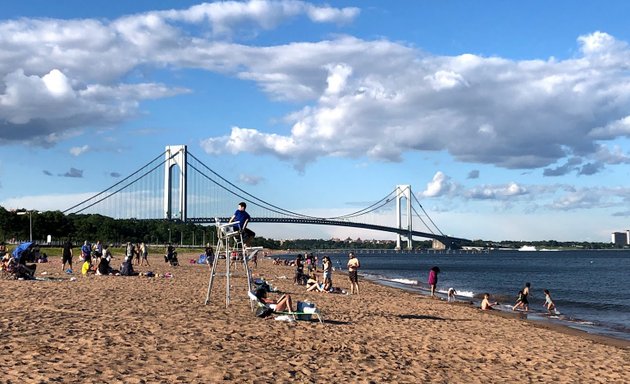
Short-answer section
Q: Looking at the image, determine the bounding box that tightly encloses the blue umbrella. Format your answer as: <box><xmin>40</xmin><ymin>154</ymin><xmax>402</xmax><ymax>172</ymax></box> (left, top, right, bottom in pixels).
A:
<box><xmin>12</xmin><ymin>242</ymin><xmax>33</xmax><ymax>261</ymax></box>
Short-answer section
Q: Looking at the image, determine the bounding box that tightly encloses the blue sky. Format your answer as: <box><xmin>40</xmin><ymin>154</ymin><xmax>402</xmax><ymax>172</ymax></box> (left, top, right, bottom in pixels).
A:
<box><xmin>1</xmin><ymin>0</ymin><xmax>630</xmax><ymax>242</ymax></box>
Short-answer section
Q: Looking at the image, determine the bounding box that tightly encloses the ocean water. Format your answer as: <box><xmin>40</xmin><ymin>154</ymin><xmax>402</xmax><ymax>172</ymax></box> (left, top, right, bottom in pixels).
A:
<box><xmin>315</xmin><ymin>249</ymin><xmax>630</xmax><ymax>341</ymax></box>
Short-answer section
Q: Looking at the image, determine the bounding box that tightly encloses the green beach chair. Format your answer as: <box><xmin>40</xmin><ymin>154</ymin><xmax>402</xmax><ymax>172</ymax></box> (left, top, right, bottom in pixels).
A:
<box><xmin>248</xmin><ymin>291</ymin><xmax>324</xmax><ymax>323</ymax></box>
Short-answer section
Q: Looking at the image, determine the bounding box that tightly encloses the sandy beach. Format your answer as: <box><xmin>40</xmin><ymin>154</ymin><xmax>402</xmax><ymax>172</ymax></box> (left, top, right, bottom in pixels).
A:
<box><xmin>1</xmin><ymin>252</ymin><xmax>628</xmax><ymax>383</ymax></box>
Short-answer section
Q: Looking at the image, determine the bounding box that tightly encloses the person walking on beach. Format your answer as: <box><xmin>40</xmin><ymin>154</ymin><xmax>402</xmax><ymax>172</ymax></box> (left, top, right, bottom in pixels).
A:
<box><xmin>543</xmin><ymin>289</ymin><xmax>556</xmax><ymax>314</ymax></box>
<box><xmin>428</xmin><ymin>266</ymin><xmax>440</xmax><ymax>298</ymax></box>
<box><xmin>512</xmin><ymin>282</ymin><xmax>531</xmax><ymax>311</ymax></box>
<box><xmin>229</xmin><ymin>201</ymin><xmax>255</xmax><ymax>247</ymax></box>
<box><xmin>62</xmin><ymin>239</ymin><xmax>73</xmax><ymax>273</ymax></box>
<box><xmin>347</xmin><ymin>252</ymin><xmax>360</xmax><ymax>295</ymax></box>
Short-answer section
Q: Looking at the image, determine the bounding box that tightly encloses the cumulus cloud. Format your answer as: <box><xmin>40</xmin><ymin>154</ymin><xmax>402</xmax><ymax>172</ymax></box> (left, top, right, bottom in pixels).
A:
<box><xmin>466</xmin><ymin>182</ymin><xmax>528</xmax><ymax>200</ymax></box>
<box><xmin>421</xmin><ymin>171</ymin><xmax>458</xmax><ymax>198</ymax></box>
<box><xmin>0</xmin><ymin>1</ymin><xmax>356</xmax><ymax>147</ymax></box>
<box><xmin>201</xmin><ymin>31</ymin><xmax>630</xmax><ymax>172</ymax></box>
<box><xmin>2</xmin><ymin>2</ymin><xmax>630</xmax><ymax>175</ymax></box>
<box><xmin>60</xmin><ymin>168</ymin><xmax>83</xmax><ymax>178</ymax></box>
<box><xmin>70</xmin><ymin>145</ymin><xmax>90</xmax><ymax>156</ymax></box>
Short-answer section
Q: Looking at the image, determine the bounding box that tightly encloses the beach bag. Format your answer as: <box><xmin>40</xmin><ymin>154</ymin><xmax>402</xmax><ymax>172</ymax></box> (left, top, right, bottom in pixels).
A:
<box><xmin>255</xmin><ymin>305</ymin><xmax>273</xmax><ymax>318</ymax></box>
<box><xmin>297</xmin><ymin>301</ymin><xmax>317</xmax><ymax>320</ymax></box>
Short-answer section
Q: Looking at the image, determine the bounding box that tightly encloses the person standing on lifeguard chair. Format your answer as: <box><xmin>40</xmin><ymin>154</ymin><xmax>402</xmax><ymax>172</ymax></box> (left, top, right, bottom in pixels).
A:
<box><xmin>229</xmin><ymin>202</ymin><xmax>255</xmax><ymax>247</ymax></box>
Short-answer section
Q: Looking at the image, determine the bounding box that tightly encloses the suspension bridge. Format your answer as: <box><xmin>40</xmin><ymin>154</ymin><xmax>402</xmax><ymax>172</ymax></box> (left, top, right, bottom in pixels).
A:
<box><xmin>63</xmin><ymin>145</ymin><xmax>470</xmax><ymax>249</ymax></box>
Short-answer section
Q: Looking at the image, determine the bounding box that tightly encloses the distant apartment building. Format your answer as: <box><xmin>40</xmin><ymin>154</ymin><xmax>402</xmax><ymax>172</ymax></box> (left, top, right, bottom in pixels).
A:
<box><xmin>611</xmin><ymin>230</ymin><xmax>630</xmax><ymax>247</ymax></box>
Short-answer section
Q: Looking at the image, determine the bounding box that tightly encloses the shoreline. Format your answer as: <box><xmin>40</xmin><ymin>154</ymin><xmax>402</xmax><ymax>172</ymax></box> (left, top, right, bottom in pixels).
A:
<box><xmin>1</xmin><ymin>253</ymin><xmax>628</xmax><ymax>382</ymax></box>
<box><xmin>362</xmin><ymin>274</ymin><xmax>630</xmax><ymax>348</ymax></box>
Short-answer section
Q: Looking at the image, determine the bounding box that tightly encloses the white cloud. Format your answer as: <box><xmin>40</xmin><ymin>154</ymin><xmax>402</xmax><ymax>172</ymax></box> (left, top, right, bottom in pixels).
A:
<box><xmin>466</xmin><ymin>182</ymin><xmax>528</xmax><ymax>200</ymax></box>
<box><xmin>70</xmin><ymin>145</ymin><xmax>89</xmax><ymax>156</ymax></box>
<box><xmin>2</xmin><ymin>4</ymin><xmax>630</xmax><ymax>176</ymax></box>
<box><xmin>421</xmin><ymin>171</ymin><xmax>457</xmax><ymax>198</ymax></box>
<box><xmin>200</xmin><ymin>32</ymin><xmax>630</xmax><ymax>171</ymax></box>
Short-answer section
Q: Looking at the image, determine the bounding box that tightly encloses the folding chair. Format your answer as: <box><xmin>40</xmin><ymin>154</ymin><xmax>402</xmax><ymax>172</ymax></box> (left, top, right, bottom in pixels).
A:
<box><xmin>247</xmin><ymin>291</ymin><xmax>324</xmax><ymax>323</ymax></box>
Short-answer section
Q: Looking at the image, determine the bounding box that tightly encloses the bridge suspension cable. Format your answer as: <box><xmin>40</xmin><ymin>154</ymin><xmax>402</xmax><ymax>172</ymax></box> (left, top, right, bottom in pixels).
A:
<box><xmin>188</xmin><ymin>153</ymin><xmax>320</xmax><ymax>220</ymax></box>
<box><xmin>327</xmin><ymin>189</ymin><xmax>399</xmax><ymax>220</ymax></box>
<box><xmin>411</xmin><ymin>193</ymin><xmax>445</xmax><ymax>236</ymax></box>
<box><xmin>63</xmin><ymin>150</ymin><xmax>170</xmax><ymax>215</ymax></box>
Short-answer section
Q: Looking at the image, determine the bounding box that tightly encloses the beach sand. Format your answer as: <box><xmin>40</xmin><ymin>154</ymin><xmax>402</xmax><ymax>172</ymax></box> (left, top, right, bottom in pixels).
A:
<box><xmin>1</xmin><ymin>253</ymin><xmax>628</xmax><ymax>383</ymax></box>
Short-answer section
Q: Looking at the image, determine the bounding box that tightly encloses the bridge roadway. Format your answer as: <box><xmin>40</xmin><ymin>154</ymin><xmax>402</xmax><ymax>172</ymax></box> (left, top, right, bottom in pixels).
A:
<box><xmin>186</xmin><ymin>217</ymin><xmax>470</xmax><ymax>248</ymax></box>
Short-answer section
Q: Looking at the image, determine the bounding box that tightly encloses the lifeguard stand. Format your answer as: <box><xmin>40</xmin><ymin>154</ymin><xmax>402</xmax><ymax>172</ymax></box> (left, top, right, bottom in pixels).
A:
<box><xmin>205</xmin><ymin>220</ymin><xmax>259</xmax><ymax>307</ymax></box>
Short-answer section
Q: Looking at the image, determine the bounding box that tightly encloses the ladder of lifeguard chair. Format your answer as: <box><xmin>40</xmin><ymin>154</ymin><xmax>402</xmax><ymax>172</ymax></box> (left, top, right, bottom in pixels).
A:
<box><xmin>205</xmin><ymin>221</ymin><xmax>254</xmax><ymax>308</ymax></box>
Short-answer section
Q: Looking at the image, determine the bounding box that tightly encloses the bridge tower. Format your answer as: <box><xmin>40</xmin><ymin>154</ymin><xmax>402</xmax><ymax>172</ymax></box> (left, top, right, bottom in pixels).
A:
<box><xmin>164</xmin><ymin>145</ymin><xmax>187</xmax><ymax>221</ymax></box>
<box><xmin>395</xmin><ymin>184</ymin><xmax>413</xmax><ymax>250</ymax></box>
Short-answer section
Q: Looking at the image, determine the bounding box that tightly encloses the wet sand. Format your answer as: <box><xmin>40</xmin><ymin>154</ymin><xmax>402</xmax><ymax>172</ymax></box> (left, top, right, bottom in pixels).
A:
<box><xmin>1</xmin><ymin>253</ymin><xmax>628</xmax><ymax>383</ymax></box>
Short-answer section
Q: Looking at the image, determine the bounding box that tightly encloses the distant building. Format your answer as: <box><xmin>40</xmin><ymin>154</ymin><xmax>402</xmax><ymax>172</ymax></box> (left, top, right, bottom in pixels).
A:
<box><xmin>432</xmin><ymin>239</ymin><xmax>446</xmax><ymax>250</ymax></box>
<box><xmin>611</xmin><ymin>231</ymin><xmax>629</xmax><ymax>247</ymax></box>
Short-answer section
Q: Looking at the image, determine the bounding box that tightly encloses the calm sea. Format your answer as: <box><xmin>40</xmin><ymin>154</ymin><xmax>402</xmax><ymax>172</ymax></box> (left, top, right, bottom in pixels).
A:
<box><xmin>312</xmin><ymin>249</ymin><xmax>630</xmax><ymax>341</ymax></box>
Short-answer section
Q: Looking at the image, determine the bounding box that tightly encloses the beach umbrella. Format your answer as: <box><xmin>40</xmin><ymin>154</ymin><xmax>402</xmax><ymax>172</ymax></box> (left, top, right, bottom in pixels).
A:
<box><xmin>12</xmin><ymin>242</ymin><xmax>33</xmax><ymax>261</ymax></box>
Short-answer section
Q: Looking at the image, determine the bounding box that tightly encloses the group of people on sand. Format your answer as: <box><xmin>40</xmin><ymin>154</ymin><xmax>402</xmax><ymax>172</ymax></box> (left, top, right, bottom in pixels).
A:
<box><xmin>290</xmin><ymin>251</ymin><xmax>361</xmax><ymax>295</ymax></box>
<box><xmin>58</xmin><ymin>239</ymin><xmax>177</xmax><ymax>277</ymax></box>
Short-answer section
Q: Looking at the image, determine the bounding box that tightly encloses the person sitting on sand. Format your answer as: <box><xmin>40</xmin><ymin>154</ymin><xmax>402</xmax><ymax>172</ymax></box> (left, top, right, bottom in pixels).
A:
<box><xmin>255</xmin><ymin>287</ymin><xmax>294</xmax><ymax>312</ymax></box>
<box><xmin>543</xmin><ymin>289</ymin><xmax>556</xmax><ymax>314</ymax></box>
<box><xmin>306</xmin><ymin>271</ymin><xmax>324</xmax><ymax>292</ymax></box>
<box><xmin>481</xmin><ymin>293</ymin><xmax>498</xmax><ymax>310</ymax></box>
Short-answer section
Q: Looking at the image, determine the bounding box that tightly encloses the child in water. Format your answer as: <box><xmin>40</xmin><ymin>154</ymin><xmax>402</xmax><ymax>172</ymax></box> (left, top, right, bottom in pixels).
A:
<box><xmin>543</xmin><ymin>289</ymin><xmax>556</xmax><ymax>314</ymax></box>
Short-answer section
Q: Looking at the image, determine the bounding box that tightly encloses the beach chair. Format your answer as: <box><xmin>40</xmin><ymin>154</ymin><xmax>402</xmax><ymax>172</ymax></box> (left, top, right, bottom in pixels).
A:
<box><xmin>247</xmin><ymin>291</ymin><xmax>324</xmax><ymax>323</ymax></box>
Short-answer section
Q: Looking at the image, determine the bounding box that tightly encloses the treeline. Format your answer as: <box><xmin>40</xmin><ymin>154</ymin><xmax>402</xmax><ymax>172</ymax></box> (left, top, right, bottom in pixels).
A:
<box><xmin>0</xmin><ymin>207</ymin><xmax>227</xmax><ymax>246</ymax></box>
<box><xmin>467</xmin><ymin>239</ymin><xmax>620</xmax><ymax>250</ymax></box>
<box><xmin>0</xmin><ymin>206</ymin><xmax>619</xmax><ymax>250</ymax></box>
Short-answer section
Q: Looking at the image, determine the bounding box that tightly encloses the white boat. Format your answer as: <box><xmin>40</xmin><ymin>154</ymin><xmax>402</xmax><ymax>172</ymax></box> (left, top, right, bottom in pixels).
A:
<box><xmin>518</xmin><ymin>245</ymin><xmax>537</xmax><ymax>252</ymax></box>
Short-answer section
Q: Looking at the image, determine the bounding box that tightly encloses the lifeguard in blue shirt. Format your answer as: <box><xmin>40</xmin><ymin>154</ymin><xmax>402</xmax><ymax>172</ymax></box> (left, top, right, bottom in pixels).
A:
<box><xmin>229</xmin><ymin>202</ymin><xmax>256</xmax><ymax>246</ymax></box>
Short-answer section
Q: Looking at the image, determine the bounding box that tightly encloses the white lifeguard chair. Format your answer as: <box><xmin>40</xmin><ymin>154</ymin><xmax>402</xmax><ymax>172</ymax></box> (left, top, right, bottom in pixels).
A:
<box><xmin>204</xmin><ymin>219</ymin><xmax>261</xmax><ymax>307</ymax></box>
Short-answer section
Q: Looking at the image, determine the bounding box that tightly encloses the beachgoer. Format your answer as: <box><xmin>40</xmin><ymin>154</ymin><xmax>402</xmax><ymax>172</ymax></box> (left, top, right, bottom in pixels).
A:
<box><xmin>543</xmin><ymin>289</ymin><xmax>556</xmax><ymax>314</ymax></box>
<box><xmin>81</xmin><ymin>241</ymin><xmax>92</xmax><ymax>263</ymax></box>
<box><xmin>140</xmin><ymin>242</ymin><xmax>150</xmax><ymax>266</ymax></box>
<box><xmin>306</xmin><ymin>271</ymin><xmax>324</xmax><ymax>292</ymax></box>
<box><xmin>133</xmin><ymin>243</ymin><xmax>141</xmax><ymax>265</ymax></box>
<box><xmin>447</xmin><ymin>287</ymin><xmax>457</xmax><ymax>302</ymax></box>
<box><xmin>481</xmin><ymin>293</ymin><xmax>497</xmax><ymax>310</ymax></box>
<box><xmin>294</xmin><ymin>254</ymin><xmax>305</xmax><ymax>285</ymax></box>
<box><xmin>347</xmin><ymin>252</ymin><xmax>360</xmax><ymax>295</ymax></box>
<box><xmin>512</xmin><ymin>282</ymin><xmax>531</xmax><ymax>311</ymax></box>
<box><xmin>229</xmin><ymin>202</ymin><xmax>256</xmax><ymax>247</ymax></box>
<box><xmin>204</xmin><ymin>243</ymin><xmax>214</xmax><ymax>264</ymax></box>
<box><xmin>322</xmin><ymin>256</ymin><xmax>333</xmax><ymax>292</ymax></box>
<box><xmin>125</xmin><ymin>242</ymin><xmax>134</xmax><ymax>261</ymax></box>
<box><xmin>62</xmin><ymin>239</ymin><xmax>73</xmax><ymax>273</ymax></box>
<box><xmin>255</xmin><ymin>287</ymin><xmax>294</xmax><ymax>312</ymax></box>
<box><xmin>0</xmin><ymin>242</ymin><xmax>7</xmax><ymax>257</ymax></box>
<box><xmin>428</xmin><ymin>266</ymin><xmax>440</xmax><ymax>298</ymax></box>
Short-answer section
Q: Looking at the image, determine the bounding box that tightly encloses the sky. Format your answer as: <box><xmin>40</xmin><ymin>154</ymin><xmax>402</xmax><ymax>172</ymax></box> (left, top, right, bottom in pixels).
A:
<box><xmin>1</xmin><ymin>0</ymin><xmax>630</xmax><ymax>242</ymax></box>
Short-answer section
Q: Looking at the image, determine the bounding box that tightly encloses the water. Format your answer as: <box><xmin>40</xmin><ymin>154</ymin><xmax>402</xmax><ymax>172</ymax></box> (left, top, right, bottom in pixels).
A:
<box><xmin>316</xmin><ymin>249</ymin><xmax>630</xmax><ymax>341</ymax></box>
